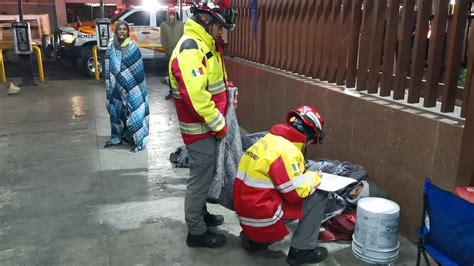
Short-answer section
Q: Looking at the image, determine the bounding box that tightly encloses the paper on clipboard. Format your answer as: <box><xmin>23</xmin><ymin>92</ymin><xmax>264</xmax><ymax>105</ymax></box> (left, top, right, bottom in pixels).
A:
<box><xmin>316</xmin><ymin>172</ymin><xmax>358</xmax><ymax>192</ymax></box>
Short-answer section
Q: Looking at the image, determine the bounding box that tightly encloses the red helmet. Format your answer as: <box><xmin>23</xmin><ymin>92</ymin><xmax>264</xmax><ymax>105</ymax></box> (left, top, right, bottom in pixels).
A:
<box><xmin>287</xmin><ymin>106</ymin><xmax>325</xmax><ymax>144</ymax></box>
<box><xmin>191</xmin><ymin>0</ymin><xmax>237</xmax><ymax>31</ymax></box>
<box><xmin>168</xmin><ymin>6</ymin><xmax>177</xmax><ymax>14</ymax></box>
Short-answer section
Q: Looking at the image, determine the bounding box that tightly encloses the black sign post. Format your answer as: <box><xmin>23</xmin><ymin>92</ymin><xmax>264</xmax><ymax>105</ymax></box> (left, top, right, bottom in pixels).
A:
<box><xmin>16</xmin><ymin>0</ymin><xmax>35</xmax><ymax>86</ymax></box>
<box><xmin>100</xmin><ymin>0</ymin><xmax>105</xmax><ymax>18</ymax></box>
<box><xmin>12</xmin><ymin>22</ymin><xmax>32</xmax><ymax>54</ymax></box>
<box><xmin>95</xmin><ymin>18</ymin><xmax>110</xmax><ymax>80</ymax></box>
<box><xmin>96</xmin><ymin>0</ymin><xmax>107</xmax><ymax>80</ymax></box>
<box><xmin>95</xmin><ymin>18</ymin><xmax>111</xmax><ymax>50</ymax></box>
<box><xmin>179</xmin><ymin>0</ymin><xmax>183</xmax><ymax>21</ymax></box>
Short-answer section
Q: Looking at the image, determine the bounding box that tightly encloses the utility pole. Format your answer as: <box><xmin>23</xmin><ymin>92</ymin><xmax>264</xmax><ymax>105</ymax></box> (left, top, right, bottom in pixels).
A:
<box><xmin>18</xmin><ymin>0</ymin><xmax>35</xmax><ymax>86</ymax></box>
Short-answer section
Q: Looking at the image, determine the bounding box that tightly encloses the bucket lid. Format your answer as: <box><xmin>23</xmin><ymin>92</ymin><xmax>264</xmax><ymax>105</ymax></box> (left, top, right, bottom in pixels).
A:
<box><xmin>358</xmin><ymin>197</ymin><xmax>400</xmax><ymax>214</ymax></box>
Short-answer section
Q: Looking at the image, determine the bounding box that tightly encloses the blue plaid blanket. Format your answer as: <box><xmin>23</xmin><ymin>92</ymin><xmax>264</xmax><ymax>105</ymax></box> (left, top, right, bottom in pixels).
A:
<box><xmin>105</xmin><ymin>40</ymin><xmax>149</xmax><ymax>151</ymax></box>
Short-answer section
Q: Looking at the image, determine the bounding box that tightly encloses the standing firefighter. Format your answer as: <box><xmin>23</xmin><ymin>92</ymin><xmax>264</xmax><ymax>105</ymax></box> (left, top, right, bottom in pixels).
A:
<box><xmin>234</xmin><ymin>106</ymin><xmax>329</xmax><ymax>265</ymax></box>
<box><xmin>169</xmin><ymin>0</ymin><xmax>237</xmax><ymax>248</ymax></box>
<box><xmin>160</xmin><ymin>5</ymin><xmax>184</xmax><ymax>100</ymax></box>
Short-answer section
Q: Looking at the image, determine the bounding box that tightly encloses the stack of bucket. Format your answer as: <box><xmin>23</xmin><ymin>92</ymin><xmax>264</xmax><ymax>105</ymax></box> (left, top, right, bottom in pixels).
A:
<box><xmin>352</xmin><ymin>197</ymin><xmax>400</xmax><ymax>264</ymax></box>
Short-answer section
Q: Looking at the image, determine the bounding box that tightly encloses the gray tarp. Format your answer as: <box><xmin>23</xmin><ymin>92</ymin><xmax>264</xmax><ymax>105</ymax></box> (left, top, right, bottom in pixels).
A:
<box><xmin>207</xmin><ymin>87</ymin><xmax>243</xmax><ymax>210</ymax></box>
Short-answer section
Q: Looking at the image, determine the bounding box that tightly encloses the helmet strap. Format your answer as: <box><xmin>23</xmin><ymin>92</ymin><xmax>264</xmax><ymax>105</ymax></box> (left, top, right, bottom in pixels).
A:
<box><xmin>290</xmin><ymin>117</ymin><xmax>316</xmax><ymax>145</ymax></box>
<box><xmin>303</xmin><ymin>144</ymin><xmax>308</xmax><ymax>160</ymax></box>
<box><xmin>193</xmin><ymin>13</ymin><xmax>215</xmax><ymax>33</ymax></box>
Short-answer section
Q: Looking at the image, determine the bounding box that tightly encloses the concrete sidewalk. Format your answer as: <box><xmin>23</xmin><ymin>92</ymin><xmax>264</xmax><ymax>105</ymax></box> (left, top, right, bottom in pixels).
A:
<box><xmin>0</xmin><ymin>78</ymin><xmax>420</xmax><ymax>265</ymax></box>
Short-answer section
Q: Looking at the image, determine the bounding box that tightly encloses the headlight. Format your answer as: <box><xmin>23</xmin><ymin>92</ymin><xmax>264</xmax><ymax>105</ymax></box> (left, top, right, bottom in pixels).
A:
<box><xmin>61</xmin><ymin>33</ymin><xmax>76</xmax><ymax>45</ymax></box>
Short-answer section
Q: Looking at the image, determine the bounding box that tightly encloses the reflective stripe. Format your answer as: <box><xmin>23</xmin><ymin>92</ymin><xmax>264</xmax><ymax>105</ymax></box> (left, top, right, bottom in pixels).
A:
<box><xmin>179</xmin><ymin>122</ymin><xmax>210</xmax><ymax>135</ymax></box>
<box><xmin>279</xmin><ymin>184</ymin><xmax>296</xmax><ymax>194</ymax></box>
<box><xmin>275</xmin><ymin>174</ymin><xmax>315</xmax><ymax>194</ymax></box>
<box><xmin>207</xmin><ymin>113</ymin><xmax>225</xmax><ymax>131</ymax></box>
<box><xmin>208</xmin><ymin>80</ymin><xmax>225</xmax><ymax>89</ymax></box>
<box><xmin>208</xmin><ymin>80</ymin><xmax>226</xmax><ymax>95</ymax></box>
<box><xmin>172</xmin><ymin>91</ymin><xmax>182</xmax><ymax>99</ymax></box>
<box><xmin>209</xmin><ymin>83</ymin><xmax>226</xmax><ymax>95</ymax></box>
<box><xmin>292</xmin><ymin>174</ymin><xmax>316</xmax><ymax>188</ymax></box>
<box><xmin>170</xmin><ymin>84</ymin><xmax>182</xmax><ymax>99</ymax></box>
<box><xmin>239</xmin><ymin>204</ymin><xmax>284</xmax><ymax>227</ymax></box>
<box><xmin>236</xmin><ymin>170</ymin><xmax>275</xmax><ymax>189</ymax></box>
<box><xmin>179</xmin><ymin>115</ymin><xmax>224</xmax><ymax>134</ymax></box>
<box><xmin>276</xmin><ymin>180</ymin><xmax>294</xmax><ymax>193</ymax></box>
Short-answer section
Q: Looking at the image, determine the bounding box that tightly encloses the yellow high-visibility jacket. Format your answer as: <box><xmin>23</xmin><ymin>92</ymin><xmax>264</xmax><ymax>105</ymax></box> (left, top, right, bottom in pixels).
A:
<box><xmin>234</xmin><ymin>124</ymin><xmax>321</xmax><ymax>243</ymax></box>
<box><xmin>169</xmin><ymin>19</ymin><xmax>228</xmax><ymax>145</ymax></box>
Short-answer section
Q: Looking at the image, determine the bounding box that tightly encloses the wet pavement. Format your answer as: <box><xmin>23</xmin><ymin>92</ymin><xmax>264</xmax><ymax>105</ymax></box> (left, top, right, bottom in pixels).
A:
<box><xmin>3</xmin><ymin>57</ymin><xmax>168</xmax><ymax>80</ymax></box>
<box><xmin>0</xmin><ymin>78</ymin><xmax>421</xmax><ymax>265</ymax></box>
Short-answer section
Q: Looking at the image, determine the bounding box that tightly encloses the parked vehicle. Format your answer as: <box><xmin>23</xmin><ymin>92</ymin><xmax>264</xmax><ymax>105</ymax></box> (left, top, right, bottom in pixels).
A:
<box><xmin>43</xmin><ymin>5</ymin><xmax>191</xmax><ymax>77</ymax></box>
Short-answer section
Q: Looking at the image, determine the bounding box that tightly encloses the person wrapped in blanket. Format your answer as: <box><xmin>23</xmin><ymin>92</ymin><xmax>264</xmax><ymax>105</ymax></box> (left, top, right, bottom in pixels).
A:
<box><xmin>346</xmin><ymin>178</ymin><xmax>388</xmax><ymax>204</ymax></box>
<box><xmin>317</xmin><ymin>175</ymin><xmax>389</xmax><ymax>241</ymax></box>
<box><xmin>234</xmin><ymin>105</ymin><xmax>330</xmax><ymax>265</ymax></box>
<box><xmin>104</xmin><ymin>21</ymin><xmax>150</xmax><ymax>152</ymax></box>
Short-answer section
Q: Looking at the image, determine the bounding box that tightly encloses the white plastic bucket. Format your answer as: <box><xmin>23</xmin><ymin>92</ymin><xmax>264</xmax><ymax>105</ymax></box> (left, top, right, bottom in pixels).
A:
<box><xmin>352</xmin><ymin>197</ymin><xmax>400</xmax><ymax>264</ymax></box>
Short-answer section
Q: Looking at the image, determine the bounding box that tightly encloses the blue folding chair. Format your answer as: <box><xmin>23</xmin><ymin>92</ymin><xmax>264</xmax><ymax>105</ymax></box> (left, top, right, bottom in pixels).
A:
<box><xmin>417</xmin><ymin>178</ymin><xmax>474</xmax><ymax>266</ymax></box>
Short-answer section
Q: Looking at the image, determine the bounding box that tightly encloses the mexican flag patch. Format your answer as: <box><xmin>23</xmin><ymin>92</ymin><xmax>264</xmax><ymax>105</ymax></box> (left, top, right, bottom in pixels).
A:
<box><xmin>291</xmin><ymin>163</ymin><xmax>300</xmax><ymax>174</ymax></box>
<box><xmin>191</xmin><ymin>67</ymin><xmax>204</xmax><ymax>77</ymax></box>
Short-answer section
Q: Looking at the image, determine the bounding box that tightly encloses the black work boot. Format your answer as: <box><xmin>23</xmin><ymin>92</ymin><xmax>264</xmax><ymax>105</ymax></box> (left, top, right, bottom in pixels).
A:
<box><xmin>186</xmin><ymin>230</ymin><xmax>226</xmax><ymax>248</ymax></box>
<box><xmin>165</xmin><ymin>90</ymin><xmax>173</xmax><ymax>100</ymax></box>
<box><xmin>204</xmin><ymin>212</ymin><xmax>224</xmax><ymax>227</ymax></box>
<box><xmin>240</xmin><ymin>231</ymin><xmax>270</xmax><ymax>252</ymax></box>
<box><xmin>286</xmin><ymin>246</ymin><xmax>328</xmax><ymax>265</ymax></box>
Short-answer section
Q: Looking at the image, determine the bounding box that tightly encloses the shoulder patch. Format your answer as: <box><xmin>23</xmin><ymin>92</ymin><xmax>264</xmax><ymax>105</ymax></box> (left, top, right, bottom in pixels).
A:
<box><xmin>180</xmin><ymin>39</ymin><xmax>198</xmax><ymax>52</ymax></box>
<box><xmin>205</xmin><ymin>51</ymin><xmax>213</xmax><ymax>59</ymax></box>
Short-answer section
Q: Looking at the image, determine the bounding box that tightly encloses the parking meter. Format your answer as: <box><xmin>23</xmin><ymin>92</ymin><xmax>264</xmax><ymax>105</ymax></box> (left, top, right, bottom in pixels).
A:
<box><xmin>95</xmin><ymin>18</ymin><xmax>111</xmax><ymax>50</ymax></box>
<box><xmin>12</xmin><ymin>22</ymin><xmax>32</xmax><ymax>55</ymax></box>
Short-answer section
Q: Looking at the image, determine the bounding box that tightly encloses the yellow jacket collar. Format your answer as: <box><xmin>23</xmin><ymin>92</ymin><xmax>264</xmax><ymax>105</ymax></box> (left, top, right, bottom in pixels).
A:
<box><xmin>269</xmin><ymin>124</ymin><xmax>306</xmax><ymax>151</ymax></box>
<box><xmin>292</xmin><ymin>141</ymin><xmax>305</xmax><ymax>151</ymax></box>
<box><xmin>184</xmin><ymin>19</ymin><xmax>215</xmax><ymax>49</ymax></box>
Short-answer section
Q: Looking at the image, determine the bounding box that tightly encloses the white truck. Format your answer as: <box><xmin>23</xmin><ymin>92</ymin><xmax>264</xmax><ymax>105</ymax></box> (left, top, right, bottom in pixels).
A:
<box><xmin>44</xmin><ymin>5</ymin><xmax>190</xmax><ymax>76</ymax></box>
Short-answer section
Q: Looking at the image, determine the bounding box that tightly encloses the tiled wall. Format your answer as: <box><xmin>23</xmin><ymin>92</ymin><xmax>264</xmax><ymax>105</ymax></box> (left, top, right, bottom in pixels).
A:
<box><xmin>226</xmin><ymin>57</ymin><xmax>464</xmax><ymax>241</ymax></box>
